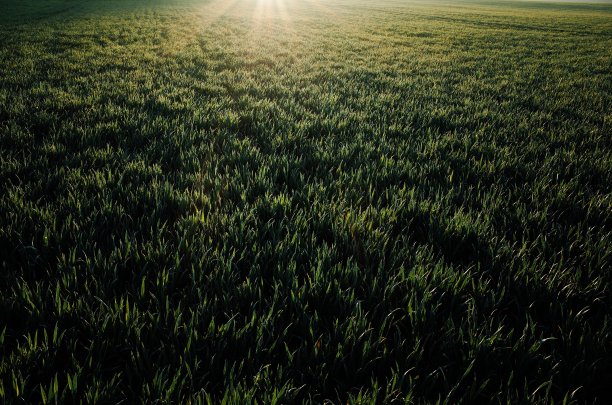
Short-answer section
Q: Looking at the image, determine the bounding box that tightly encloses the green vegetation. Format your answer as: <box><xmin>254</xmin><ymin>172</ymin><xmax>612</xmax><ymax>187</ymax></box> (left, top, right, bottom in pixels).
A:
<box><xmin>1</xmin><ymin>0</ymin><xmax>611</xmax><ymax>402</ymax></box>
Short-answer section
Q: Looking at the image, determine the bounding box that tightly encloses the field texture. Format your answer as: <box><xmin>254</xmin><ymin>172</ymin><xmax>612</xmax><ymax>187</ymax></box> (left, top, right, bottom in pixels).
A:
<box><xmin>1</xmin><ymin>0</ymin><xmax>611</xmax><ymax>402</ymax></box>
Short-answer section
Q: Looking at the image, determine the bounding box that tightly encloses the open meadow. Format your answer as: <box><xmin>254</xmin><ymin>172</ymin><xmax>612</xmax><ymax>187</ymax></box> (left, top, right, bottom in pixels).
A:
<box><xmin>0</xmin><ymin>0</ymin><xmax>611</xmax><ymax>402</ymax></box>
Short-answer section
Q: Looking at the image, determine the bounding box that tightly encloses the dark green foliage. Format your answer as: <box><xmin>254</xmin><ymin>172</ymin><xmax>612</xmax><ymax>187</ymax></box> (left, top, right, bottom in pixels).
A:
<box><xmin>0</xmin><ymin>0</ymin><xmax>611</xmax><ymax>402</ymax></box>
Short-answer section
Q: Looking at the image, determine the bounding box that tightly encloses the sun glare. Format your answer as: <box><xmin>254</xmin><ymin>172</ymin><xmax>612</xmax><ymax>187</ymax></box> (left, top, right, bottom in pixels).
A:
<box><xmin>254</xmin><ymin>0</ymin><xmax>290</xmax><ymax>22</ymax></box>
<box><xmin>196</xmin><ymin>0</ymin><xmax>337</xmax><ymax>34</ymax></box>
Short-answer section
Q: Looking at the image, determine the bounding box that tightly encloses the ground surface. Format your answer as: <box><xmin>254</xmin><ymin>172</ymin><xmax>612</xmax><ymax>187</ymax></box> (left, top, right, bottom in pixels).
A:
<box><xmin>0</xmin><ymin>0</ymin><xmax>611</xmax><ymax>402</ymax></box>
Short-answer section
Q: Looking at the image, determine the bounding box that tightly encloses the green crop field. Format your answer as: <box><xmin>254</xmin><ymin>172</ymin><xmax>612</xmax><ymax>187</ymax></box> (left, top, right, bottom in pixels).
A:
<box><xmin>0</xmin><ymin>0</ymin><xmax>611</xmax><ymax>402</ymax></box>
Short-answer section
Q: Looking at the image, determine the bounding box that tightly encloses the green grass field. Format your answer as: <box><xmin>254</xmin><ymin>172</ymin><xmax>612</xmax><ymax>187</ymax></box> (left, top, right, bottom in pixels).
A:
<box><xmin>1</xmin><ymin>0</ymin><xmax>611</xmax><ymax>402</ymax></box>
